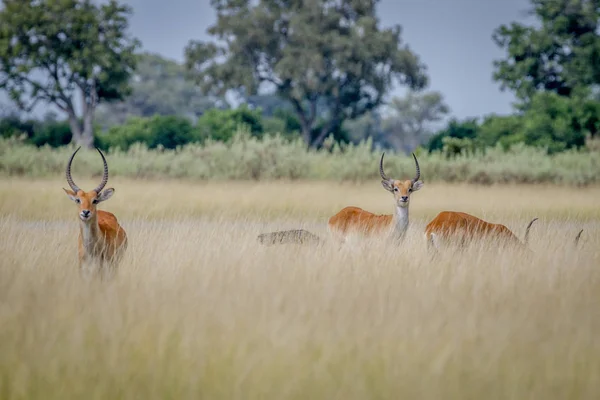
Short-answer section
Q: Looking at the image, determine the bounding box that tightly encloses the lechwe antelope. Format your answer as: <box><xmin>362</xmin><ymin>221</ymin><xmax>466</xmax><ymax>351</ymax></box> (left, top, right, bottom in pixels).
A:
<box><xmin>425</xmin><ymin>212</ymin><xmax>538</xmax><ymax>251</ymax></box>
<box><xmin>257</xmin><ymin>152</ymin><xmax>423</xmax><ymax>246</ymax></box>
<box><xmin>63</xmin><ymin>147</ymin><xmax>128</xmax><ymax>273</ymax></box>
<box><xmin>327</xmin><ymin>152</ymin><xmax>423</xmax><ymax>243</ymax></box>
<box><xmin>425</xmin><ymin>212</ymin><xmax>584</xmax><ymax>251</ymax></box>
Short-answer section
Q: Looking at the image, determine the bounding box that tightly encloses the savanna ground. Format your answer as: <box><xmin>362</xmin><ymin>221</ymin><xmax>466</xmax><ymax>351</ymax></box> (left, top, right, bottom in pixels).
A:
<box><xmin>1</xmin><ymin>178</ymin><xmax>600</xmax><ymax>399</ymax></box>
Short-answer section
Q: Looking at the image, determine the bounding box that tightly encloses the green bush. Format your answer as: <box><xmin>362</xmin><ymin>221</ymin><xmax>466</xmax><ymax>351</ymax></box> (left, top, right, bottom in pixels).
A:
<box><xmin>0</xmin><ymin>115</ymin><xmax>72</xmax><ymax>147</ymax></box>
<box><xmin>427</xmin><ymin>118</ymin><xmax>479</xmax><ymax>152</ymax></box>
<box><xmin>1</xmin><ymin>130</ymin><xmax>598</xmax><ymax>185</ymax></box>
<box><xmin>519</xmin><ymin>93</ymin><xmax>587</xmax><ymax>154</ymax></box>
<box><xmin>196</xmin><ymin>105</ymin><xmax>264</xmax><ymax>142</ymax></box>
<box><xmin>98</xmin><ymin>115</ymin><xmax>201</xmax><ymax>150</ymax></box>
<box><xmin>429</xmin><ymin>94</ymin><xmax>597</xmax><ymax>155</ymax></box>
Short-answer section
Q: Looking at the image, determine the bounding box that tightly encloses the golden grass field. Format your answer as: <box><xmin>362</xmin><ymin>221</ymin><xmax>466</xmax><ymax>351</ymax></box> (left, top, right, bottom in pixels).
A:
<box><xmin>1</xmin><ymin>177</ymin><xmax>600</xmax><ymax>399</ymax></box>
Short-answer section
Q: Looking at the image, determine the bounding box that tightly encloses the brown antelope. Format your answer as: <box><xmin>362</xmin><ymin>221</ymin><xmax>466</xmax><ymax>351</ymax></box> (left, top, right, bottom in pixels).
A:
<box><xmin>257</xmin><ymin>152</ymin><xmax>423</xmax><ymax>246</ymax></box>
<box><xmin>328</xmin><ymin>152</ymin><xmax>423</xmax><ymax>243</ymax></box>
<box><xmin>425</xmin><ymin>211</ymin><xmax>538</xmax><ymax>251</ymax></box>
<box><xmin>63</xmin><ymin>147</ymin><xmax>127</xmax><ymax>273</ymax></box>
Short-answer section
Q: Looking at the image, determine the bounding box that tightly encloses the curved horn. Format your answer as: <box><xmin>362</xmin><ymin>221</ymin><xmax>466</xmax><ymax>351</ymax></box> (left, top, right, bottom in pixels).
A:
<box><xmin>66</xmin><ymin>146</ymin><xmax>81</xmax><ymax>193</ymax></box>
<box><xmin>524</xmin><ymin>217</ymin><xmax>538</xmax><ymax>245</ymax></box>
<box><xmin>411</xmin><ymin>152</ymin><xmax>421</xmax><ymax>183</ymax></box>
<box><xmin>574</xmin><ymin>229</ymin><xmax>583</xmax><ymax>246</ymax></box>
<box><xmin>93</xmin><ymin>147</ymin><xmax>109</xmax><ymax>194</ymax></box>
<box><xmin>379</xmin><ymin>152</ymin><xmax>390</xmax><ymax>181</ymax></box>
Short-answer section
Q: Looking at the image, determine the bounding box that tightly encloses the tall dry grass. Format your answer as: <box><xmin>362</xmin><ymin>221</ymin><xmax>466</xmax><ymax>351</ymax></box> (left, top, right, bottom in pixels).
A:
<box><xmin>1</xmin><ymin>178</ymin><xmax>599</xmax><ymax>399</ymax></box>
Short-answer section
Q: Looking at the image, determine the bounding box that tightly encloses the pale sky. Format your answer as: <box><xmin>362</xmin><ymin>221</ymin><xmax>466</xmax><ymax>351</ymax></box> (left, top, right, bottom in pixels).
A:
<box><xmin>2</xmin><ymin>0</ymin><xmax>534</xmax><ymax>120</ymax></box>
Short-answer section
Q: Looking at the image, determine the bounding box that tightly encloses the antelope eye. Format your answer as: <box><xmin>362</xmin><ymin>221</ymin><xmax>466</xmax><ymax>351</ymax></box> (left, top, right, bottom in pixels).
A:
<box><xmin>408</xmin><ymin>188</ymin><xmax>413</xmax><ymax>193</ymax></box>
<box><xmin>75</xmin><ymin>198</ymin><xmax>81</xmax><ymax>204</ymax></box>
<box><xmin>92</xmin><ymin>199</ymin><xmax>99</xmax><ymax>204</ymax></box>
<box><xmin>393</xmin><ymin>187</ymin><xmax>399</xmax><ymax>192</ymax></box>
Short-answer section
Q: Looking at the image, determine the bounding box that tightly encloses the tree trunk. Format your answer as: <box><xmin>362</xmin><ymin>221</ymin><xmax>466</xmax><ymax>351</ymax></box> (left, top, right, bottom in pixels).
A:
<box><xmin>311</xmin><ymin>118</ymin><xmax>339</xmax><ymax>149</ymax></box>
<box><xmin>67</xmin><ymin>112</ymin><xmax>87</xmax><ymax>148</ymax></box>
<box><xmin>81</xmin><ymin>105</ymin><xmax>95</xmax><ymax>149</ymax></box>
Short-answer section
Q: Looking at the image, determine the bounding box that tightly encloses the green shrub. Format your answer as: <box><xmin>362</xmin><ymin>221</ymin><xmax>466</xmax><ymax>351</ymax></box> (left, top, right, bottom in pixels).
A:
<box><xmin>196</xmin><ymin>105</ymin><xmax>264</xmax><ymax>142</ymax></box>
<box><xmin>98</xmin><ymin>115</ymin><xmax>200</xmax><ymax>150</ymax></box>
<box><xmin>0</xmin><ymin>115</ymin><xmax>72</xmax><ymax>147</ymax></box>
<box><xmin>1</xmin><ymin>130</ymin><xmax>598</xmax><ymax>185</ymax></box>
<box><xmin>520</xmin><ymin>92</ymin><xmax>587</xmax><ymax>154</ymax></box>
<box><xmin>427</xmin><ymin>118</ymin><xmax>479</xmax><ymax>152</ymax></box>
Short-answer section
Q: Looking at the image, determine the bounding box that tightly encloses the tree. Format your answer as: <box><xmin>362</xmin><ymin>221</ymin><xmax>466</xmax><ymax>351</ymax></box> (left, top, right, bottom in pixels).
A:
<box><xmin>96</xmin><ymin>53</ymin><xmax>226</xmax><ymax>129</ymax></box>
<box><xmin>184</xmin><ymin>0</ymin><xmax>427</xmax><ymax>148</ymax></box>
<box><xmin>0</xmin><ymin>0</ymin><xmax>140</xmax><ymax>148</ymax></box>
<box><xmin>492</xmin><ymin>0</ymin><xmax>600</xmax><ymax>102</ymax></box>
<box><xmin>381</xmin><ymin>90</ymin><xmax>449</xmax><ymax>152</ymax></box>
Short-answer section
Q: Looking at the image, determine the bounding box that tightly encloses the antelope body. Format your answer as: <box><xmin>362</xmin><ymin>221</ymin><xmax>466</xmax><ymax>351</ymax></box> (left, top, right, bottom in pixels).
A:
<box><xmin>63</xmin><ymin>147</ymin><xmax>127</xmax><ymax>270</ymax></box>
<box><xmin>328</xmin><ymin>153</ymin><xmax>424</xmax><ymax>242</ymax></box>
<box><xmin>425</xmin><ymin>211</ymin><xmax>537</xmax><ymax>250</ymax></box>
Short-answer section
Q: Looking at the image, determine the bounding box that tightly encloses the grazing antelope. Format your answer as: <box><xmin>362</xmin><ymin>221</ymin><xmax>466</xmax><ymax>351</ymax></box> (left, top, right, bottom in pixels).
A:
<box><xmin>63</xmin><ymin>147</ymin><xmax>128</xmax><ymax>274</ymax></box>
<box><xmin>425</xmin><ymin>211</ymin><xmax>538</xmax><ymax>251</ymax></box>
<box><xmin>328</xmin><ymin>152</ymin><xmax>423</xmax><ymax>243</ymax></box>
<box><xmin>257</xmin><ymin>152</ymin><xmax>423</xmax><ymax>246</ymax></box>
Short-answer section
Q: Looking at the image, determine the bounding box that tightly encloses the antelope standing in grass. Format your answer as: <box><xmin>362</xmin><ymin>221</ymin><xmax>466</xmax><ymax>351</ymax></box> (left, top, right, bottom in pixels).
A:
<box><xmin>425</xmin><ymin>212</ymin><xmax>584</xmax><ymax>251</ymax></box>
<box><xmin>257</xmin><ymin>153</ymin><xmax>423</xmax><ymax>246</ymax></box>
<box><xmin>328</xmin><ymin>152</ymin><xmax>423</xmax><ymax>243</ymax></box>
<box><xmin>63</xmin><ymin>147</ymin><xmax>127</xmax><ymax>277</ymax></box>
<box><xmin>425</xmin><ymin>211</ymin><xmax>538</xmax><ymax>251</ymax></box>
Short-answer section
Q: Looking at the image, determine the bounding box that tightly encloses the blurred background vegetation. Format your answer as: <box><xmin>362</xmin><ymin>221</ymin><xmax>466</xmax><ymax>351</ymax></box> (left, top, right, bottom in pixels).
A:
<box><xmin>0</xmin><ymin>0</ymin><xmax>599</xmax><ymax>181</ymax></box>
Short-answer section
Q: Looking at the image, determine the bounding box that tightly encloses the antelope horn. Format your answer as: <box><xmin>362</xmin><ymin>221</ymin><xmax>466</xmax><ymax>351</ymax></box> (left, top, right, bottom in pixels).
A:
<box><xmin>379</xmin><ymin>152</ymin><xmax>390</xmax><ymax>181</ymax></box>
<box><xmin>411</xmin><ymin>152</ymin><xmax>421</xmax><ymax>183</ymax></box>
<box><xmin>93</xmin><ymin>147</ymin><xmax>109</xmax><ymax>194</ymax></box>
<box><xmin>524</xmin><ymin>217</ymin><xmax>538</xmax><ymax>245</ymax></box>
<box><xmin>66</xmin><ymin>147</ymin><xmax>81</xmax><ymax>193</ymax></box>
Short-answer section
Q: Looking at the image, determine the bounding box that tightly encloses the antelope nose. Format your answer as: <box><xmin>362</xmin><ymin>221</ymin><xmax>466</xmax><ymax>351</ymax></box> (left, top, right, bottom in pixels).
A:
<box><xmin>81</xmin><ymin>210</ymin><xmax>91</xmax><ymax>217</ymax></box>
<box><xmin>401</xmin><ymin>196</ymin><xmax>409</xmax><ymax>202</ymax></box>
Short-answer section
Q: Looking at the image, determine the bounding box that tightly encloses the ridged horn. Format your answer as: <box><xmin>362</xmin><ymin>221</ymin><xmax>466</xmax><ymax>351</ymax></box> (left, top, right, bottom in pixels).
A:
<box><xmin>66</xmin><ymin>147</ymin><xmax>81</xmax><ymax>193</ymax></box>
<box><xmin>411</xmin><ymin>152</ymin><xmax>421</xmax><ymax>183</ymax></box>
<box><xmin>93</xmin><ymin>147</ymin><xmax>109</xmax><ymax>194</ymax></box>
<box><xmin>379</xmin><ymin>152</ymin><xmax>390</xmax><ymax>181</ymax></box>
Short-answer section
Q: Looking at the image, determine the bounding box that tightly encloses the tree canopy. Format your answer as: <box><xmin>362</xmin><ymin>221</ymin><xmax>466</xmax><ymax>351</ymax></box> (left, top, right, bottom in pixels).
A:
<box><xmin>0</xmin><ymin>0</ymin><xmax>140</xmax><ymax>148</ymax></box>
<box><xmin>493</xmin><ymin>0</ymin><xmax>600</xmax><ymax>102</ymax></box>
<box><xmin>184</xmin><ymin>0</ymin><xmax>428</xmax><ymax>148</ymax></box>
<box><xmin>381</xmin><ymin>91</ymin><xmax>449</xmax><ymax>152</ymax></box>
<box><xmin>96</xmin><ymin>53</ymin><xmax>226</xmax><ymax>129</ymax></box>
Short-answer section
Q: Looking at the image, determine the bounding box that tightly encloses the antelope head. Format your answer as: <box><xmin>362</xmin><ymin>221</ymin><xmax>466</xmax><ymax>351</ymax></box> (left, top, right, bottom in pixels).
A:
<box><xmin>63</xmin><ymin>147</ymin><xmax>115</xmax><ymax>222</ymax></box>
<box><xmin>380</xmin><ymin>152</ymin><xmax>424</xmax><ymax>208</ymax></box>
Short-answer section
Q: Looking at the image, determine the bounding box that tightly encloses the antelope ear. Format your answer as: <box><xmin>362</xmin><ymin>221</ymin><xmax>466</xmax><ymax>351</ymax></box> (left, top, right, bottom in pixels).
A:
<box><xmin>97</xmin><ymin>188</ymin><xmax>115</xmax><ymax>202</ymax></box>
<box><xmin>412</xmin><ymin>180</ymin><xmax>424</xmax><ymax>191</ymax></box>
<box><xmin>381</xmin><ymin>180</ymin><xmax>394</xmax><ymax>192</ymax></box>
<box><xmin>63</xmin><ymin>188</ymin><xmax>78</xmax><ymax>202</ymax></box>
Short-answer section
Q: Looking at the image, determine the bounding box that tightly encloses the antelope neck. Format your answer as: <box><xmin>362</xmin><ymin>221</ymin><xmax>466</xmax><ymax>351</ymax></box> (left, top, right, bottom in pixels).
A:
<box><xmin>392</xmin><ymin>204</ymin><xmax>410</xmax><ymax>238</ymax></box>
<box><xmin>79</xmin><ymin>216</ymin><xmax>102</xmax><ymax>253</ymax></box>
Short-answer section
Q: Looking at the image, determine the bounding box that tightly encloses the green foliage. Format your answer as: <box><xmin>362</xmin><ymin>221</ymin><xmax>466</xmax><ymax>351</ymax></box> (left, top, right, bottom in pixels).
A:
<box><xmin>492</xmin><ymin>0</ymin><xmax>600</xmax><ymax>101</ymax></box>
<box><xmin>184</xmin><ymin>0</ymin><xmax>427</xmax><ymax>148</ymax></box>
<box><xmin>478</xmin><ymin>114</ymin><xmax>524</xmax><ymax>149</ymax></box>
<box><xmin>98</xmin><ymin>115</ymin><xmax>200</xmax><ymax>151</ymax></box>
<box><xmin>1</xmin><ymin>130</ymin><xmax>598</xmax><ymax>185</ymax></box>
<box><xmin>96</xmin><ymin>53</ymin><xmax>226</xmax><ymax>129</ymax></box>
<box><xmin>427</xmin><ymin>118</ymin><xmax>480</xmax><ymax>152</ymax></box>
<box><xmin>0</xmin><ymin>114</ymin><xmax>71</xmax><ymax>147</ymax></box>
<box><xmin>0</xmin><ymin>0</ymin><xmax>140</xmax><ymax>147</ymax></box>
<box><xmin>429</xmin><ymin>93</ymin><xmax>596</xmax><ymax>154</ymax></box>
<box><xmin>196</xmin><ymin>105</ymin><xmax>264</xmax><ymax>142</ymax></box>
<box><xmin>441</xmin><ymin>136</ymin><xmax>477</xmax><ymax>158</ymax></box>
<box><xmin>520</xmin><ymin>92</ymin><xmax>587</xmax><ymax>153</ymax></box>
